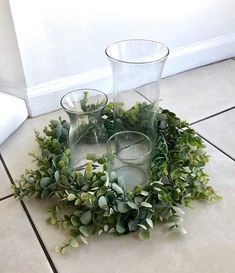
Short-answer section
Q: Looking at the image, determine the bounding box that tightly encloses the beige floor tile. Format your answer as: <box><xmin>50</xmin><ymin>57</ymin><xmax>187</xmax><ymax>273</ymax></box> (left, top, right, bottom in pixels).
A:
<box><xmin>192</xmin><ymin>108</ymin><xmax>235</xmax><ymax>159</ymax></box>
<box><xmin>0</xmin><ymin>197</ymin><xmax>53</xmax><ymax>273</ymax></box>
<box><xmin>0</xmin><ymin>109</ymin><xmax>66</xmax><ymax>181</ymax></box>
<box><xmin>160</xmin><ymin>60</ymin><xmax>235</xmax><ymax>123</ymax></box>
<box><xmin>0</xmin><ymin>160</ymin><xmax>12</xmax><ymax>198</ymax></box>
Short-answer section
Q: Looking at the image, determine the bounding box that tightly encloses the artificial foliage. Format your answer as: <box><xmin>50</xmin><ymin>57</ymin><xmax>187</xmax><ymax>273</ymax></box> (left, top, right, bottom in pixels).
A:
<box><xmin>13</xmin><ymin>102</ymin><xmax>221</xmax><ymax>253</ymax></box>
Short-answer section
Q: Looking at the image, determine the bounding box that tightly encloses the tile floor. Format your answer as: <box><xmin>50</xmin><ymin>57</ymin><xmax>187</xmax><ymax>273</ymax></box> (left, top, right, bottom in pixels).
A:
<box><xmin>0</xmin><ymin>59</ymin><xmax>235</xmax><ymax>273</ymax></box>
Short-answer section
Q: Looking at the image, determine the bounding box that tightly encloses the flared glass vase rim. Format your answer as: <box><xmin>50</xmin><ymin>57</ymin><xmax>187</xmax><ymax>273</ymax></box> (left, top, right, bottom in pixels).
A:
<box><xmin>107</xmin><ymin>130</ymin><xmax>153</xmax><ymax>161</ymax></box>
<box><xmin>105</xmin><ymin>39</ymin><xmax>170</xmax><ymax>65</ymax></box>
<box><xmin>60</xmin><ymin>88</ymin><xmax>108</xmax><ymax>115</ymax></box>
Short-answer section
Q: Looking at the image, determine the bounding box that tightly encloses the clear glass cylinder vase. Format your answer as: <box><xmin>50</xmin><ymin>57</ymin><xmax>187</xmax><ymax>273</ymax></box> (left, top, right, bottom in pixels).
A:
<box><xmin>61</xmin><ymin>89</ymin><xmax>108</xmax><ymax>169</ymax></box>
<box><xmin>105</xmin><ymin>39</ymin><xmax>169</xmax><ymax>141</ymax></box>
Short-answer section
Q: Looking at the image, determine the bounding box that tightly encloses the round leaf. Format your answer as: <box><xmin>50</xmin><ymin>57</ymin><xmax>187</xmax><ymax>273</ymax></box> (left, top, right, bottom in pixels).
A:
<box><xmin>127</xmin><ymin>201</ymin><xmax>138</xmax><ymax>210</ymax></box>
<box><xmin>80</xmin><ymin>235</ymin><xmax>88</xmax><ymax>245</ymax></box>
<box><xmin>80</xmin><ymin>210</ymin><xmax>92</xmax><ymax>225</ymax></box>
<box><xmin>140</xmin><ymin>202</ymin><xmax>152</xmax><ymax>208</ymax></box>
<box><xmin>79</xmin><ymin>226</ymin><xmax>89</xmax><ymax>237</ymax></box>
<box><xmin>54</xmin><ymin>171</ymin><xmax>60</xmax><ymax>182</ymax></box>
<box><xmin>69</xmin><ymin>237</ymin><xmax>79</xmax><ymax>248</ymax></box>
<box><xmin>117</xmin><ymin>202</ymin><xmax>129</xmax><ymax>213</ymax></box>
<box><xmin>117</xmin><ymin>176</ymin><xmax>125</xmax><ymax>188</ymax></box>
<box><xmin>116</xmin><ymin>220</ymin><xmax>126</xmax><ymax>234</ymax></box>
<box><xmin>67</xmin><ymin>193</ymin><xmax>76</xmax><ymax>201</ymax></box>
<box><xmin>139</xmin><ymin>228</ymin><xmax>150</xmax><ymax>240</ymax></box>
<box><xmin>146</xmin><ymin>218</ymin><xmax>153</xmax><ymax>228</ymax></box>
<box><xmin>98</xmin><ymin>196</ymin><xmax>107</xmax><ymax>209</ymax></box>
<box><xmin>109</xmin><ymin>171</ymin><xmax>117</xmax><ymax>182</ymax></box>
<box><xmin>112</xmin><ymin>183</ymin><xmax>124</xmax><ymax>194</ymax></box>
<box><xmin>40</xmin><ymin>177</ymin><xmax>51</xmax><ymax>188</ymax></box>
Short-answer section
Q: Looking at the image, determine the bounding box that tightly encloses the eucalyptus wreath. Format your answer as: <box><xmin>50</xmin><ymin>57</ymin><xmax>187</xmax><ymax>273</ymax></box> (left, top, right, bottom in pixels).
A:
<box><xmin>13</xmin><ymin>101</ymin><xmax>221</xmax><ymax>253</ymax></box>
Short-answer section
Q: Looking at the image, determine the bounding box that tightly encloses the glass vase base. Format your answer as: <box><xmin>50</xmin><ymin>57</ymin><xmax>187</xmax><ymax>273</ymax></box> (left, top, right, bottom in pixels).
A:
<box><xmin>114</xmin><ymin>165</ymin><xmax>147</xmax><ymax>191</ymax></box>
<box><xmin>71</xmin><ymin>143</ymin><xmax>106</xmax><ymax>170</ymax></box>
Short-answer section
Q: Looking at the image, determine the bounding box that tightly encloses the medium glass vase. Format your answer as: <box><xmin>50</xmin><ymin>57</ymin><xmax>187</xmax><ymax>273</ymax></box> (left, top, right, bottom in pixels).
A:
<box><xmin>61</xmin><ymin>89</ymin><xmax>108</xmax><ymax>169</ymax></box>
<box><xmin>105</xmin><ymin>39</ymin><xmax>169</xmax><ymax>141</ymax></box>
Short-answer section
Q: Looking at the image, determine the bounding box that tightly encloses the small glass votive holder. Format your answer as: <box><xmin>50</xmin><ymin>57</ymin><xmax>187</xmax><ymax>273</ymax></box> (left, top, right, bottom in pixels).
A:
<box><xmin>106</xmin><ymin>131</ymin><xmax>153</xmax><ymax>191</ymax></box>
<box><xmin>61</xmin><ymin>89</ymin><xmax>108</xmax><ymax>169</ymax></box>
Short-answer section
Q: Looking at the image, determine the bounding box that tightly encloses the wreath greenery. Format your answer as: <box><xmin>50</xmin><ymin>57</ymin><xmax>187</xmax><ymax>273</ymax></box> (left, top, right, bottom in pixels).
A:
<box><xmin>13</xmin><ymin>102</ymin><xmax>221</xmax><ymax>253</ymax></box>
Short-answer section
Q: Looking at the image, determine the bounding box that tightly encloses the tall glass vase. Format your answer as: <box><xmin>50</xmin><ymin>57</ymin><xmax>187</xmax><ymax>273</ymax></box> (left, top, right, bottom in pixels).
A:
<box><xmin>105</xmin><ymin>39</ymin><xmax>169</xmax><ymax>141</ymax></box>
<box><xmin>61</xmin><ymin>89</ymin><xmax>108</xmax><ymax>169</ymax></box>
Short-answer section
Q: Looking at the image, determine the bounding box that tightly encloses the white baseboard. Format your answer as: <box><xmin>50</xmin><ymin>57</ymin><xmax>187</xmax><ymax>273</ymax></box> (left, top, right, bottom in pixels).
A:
<box><xmin>27</xmin><ymin>67</ymin><xmax>113</xmax><ymax>117</ymax></box>
<box><xmin>25</xmin><ymin>33</ymin><xmax>235</xmax><ymax>116</ymax></box>
<box><xmin>163</xmin><ymin>32</ymin><xmax>235</xmax><ymax>77</ymax></box>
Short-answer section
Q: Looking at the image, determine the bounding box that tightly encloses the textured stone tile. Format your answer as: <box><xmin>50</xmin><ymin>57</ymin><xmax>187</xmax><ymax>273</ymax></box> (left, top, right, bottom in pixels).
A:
<box><xmin>0</xmin><ymin>198</ymin><xmax>53</xmax><ymax>273</ymax></box>
<box><xmin>192</xmin><ymin>108</ymin><xmax>235</xmax><ymax>159</ymax></box>
<box><xmin>160</xmin><ymin>60</ymin><xmax>235</xmax><ymax>123</ymax></box>
<box><xmin>0</xmin><ymin>160</ymin><xmax>12</xmax><ymax>198</ymax></box>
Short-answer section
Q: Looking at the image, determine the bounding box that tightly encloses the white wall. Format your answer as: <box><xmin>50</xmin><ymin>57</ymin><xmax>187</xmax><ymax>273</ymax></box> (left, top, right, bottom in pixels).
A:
<box><xmin>0</xmin><ymin>0</ymin><xmax>26</xmax><ymax>98</ymax></box>
<box><xmin>2</xmin><ymin>0</ymin><xmax>235</xmax><ymax>115</ymax></box>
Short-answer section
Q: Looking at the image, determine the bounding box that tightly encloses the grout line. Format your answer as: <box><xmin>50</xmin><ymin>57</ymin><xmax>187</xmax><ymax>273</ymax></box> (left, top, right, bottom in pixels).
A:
<box><xmin>190</xmin><ymin>106</ymin><xmax>235</xmax><ymax>126</ymax></box>
<box><xmin>0</xmin><ymin>193</ymin><xmax>14</xmax><ymax>201</ymax></box>
<box><xmin>20</xmin><ymin>200</ymin><xmax>58</xmax><ymax>273</ymax></box>
<box><xmin>0</xmin><ymin>153</ymin><xmax>58</xmax><ymax>273</ymax></box>
<box><xmin>198</xmin><ymin>133</ymin><xmax>235</xmax><ymax>161</ymax></box>
<box><xmin>0</xmin><ymin>154</ymin><xmax>15</xmax><ymax>185</ymax></box>
<box><xmin>134</xmin><ymin>89</ymin><xmax>153</xmax><ymax>103</ymax></box>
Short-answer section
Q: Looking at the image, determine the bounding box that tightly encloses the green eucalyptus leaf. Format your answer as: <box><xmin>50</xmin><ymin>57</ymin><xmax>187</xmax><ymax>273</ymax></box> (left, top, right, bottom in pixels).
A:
<box><xmin>71</xmin><ymin>215</ymin><xmax>79</xmax><ymax>227</ymax></box>
<box><xmin>81</xmin><ymin>192</ymin><xmax>89</xmax><ymax>201</ymax></box>
<box><xmin>138</xmin><ymin>224</ymin><xmax>147</xmax><ymax>230</ymax></box>
<box><xmin>42</xmin><ymin>150</ymin><xmax>50</xmax><ymax>158</ymax></box>
<box><xmin>70</xmin><ymin>229</ymin><xmax>79</xmax><ymax>238</ymax></box>
<box><xmin>103</xmin><ymin>225</ymin><xmax>109</xmax><ymax>232</ymax></box>
<box><xmin>116</xmin><ymin>219</ymin><xmax>126</xmax><ymax>234</ymax></box>
<box><xmin>54</xmin><ymin>170</ymin><xmax>60</xmax><ymax>182</ymax></box>
<box><xmin>52</xmin><ymin>127</ymin><xmax>61</xmax><ymax>139</ymax></box>
<box><xmin>61</xmin><ymin>246</ymin><xmax>68</xmax><ymax>254</ymax></box>
<box><xmin>140</xmin><ymin>202</ymin><xmax>152</xmax><ymax>208</ymax></box>
<box><xmin>169</xmin><ymin>215</ymin><xmax>183</xmax><ymax>223</ymax></box>
<box><xmin>50</xmin><ymin>215</ymin><xmax>57</xmax><ymax>225</ymax></box>
<box><xmin>139</xmin><ymin>228</ymin><xmax>150</xmax><ymax>240</ymax></box>
<box><xmin>112</xmin><ymin>183</ymin><xmax>124</xmax><ymax>194</ymax></box>
<box><xmin>146</xmin><ymin>218</ymin><xmax>154</xmax><ymax>228</ymax></box>
<box><xmin>127</xmin><ymin>201</ymin><xmax>138</xmax><ymax>210</ymax></box>
<box><xmin>80</xmin><ymin>235</ymin><xmax>88</xmax><ymax>245</ymax></box>
<box><xmin>55</xmin><ymin>245</ymin><xmax>62</xmax><ymax>253</ymax></box>
<box><xmin>67</xmin><ymin>193</ymin><xmax>76</xmax><ymax>201</ymax></box>
<box><xmin>176</xmin><ymin>226</ymin><xmax>188</xmax><ymax>234</ymax></box>
<box><xmin>117</xmin><ymin>176</ymin><xmax>126</xmax><ymax>188</ymax></box>
<box><xmin>128</xmin><ymin>220</ymin><xmax>138</xmax><ymax>231</ymax></box>
<box><xmin>80</xmin><ymin>210</ymin><xmax>92</xmax><ymax>225</ymax></box>
<box><xmin>61</xmin><ymin>166</ymin><xmax>72</xmax><ymax>176</ymax></box>
<box><xmin>79</xmin><ymin>226</ymin><xmax>89</xmax><ymax>237</ymax></box>
<box><xmin>109</xmin><ymin>171</ymin><xmax>117</xmax><ymax>182</ymax></box>
<box><xmin>69</xmin><ymin>237</ymin><xmax>79</xmax><ymax>248</ymax></box>
<box><xmin>117</xmin><ymin>202</ymin><xmax>129</xmax><ymax>213</ymax></box>
<box><xmin>140</xmin><ymin>190</ymin><xmax>149</xmax><ymax>196</ymax></box>
<box><xmin>134</xmin><ymin>196</ymin><xmax>143</xmax><ymax>205</ymax></box>
<box><xmin>63</xmin><ymin>221</ymin><xmax>70</xmax><ymax>229</ymax></box>
<box><xmin>40</xmin><ymin>177</ymin><xmax>51</xmax><ymax>188</ymax></box>
<box><xmin>98</xmin><ymin>196</ymin><xmax>107</xmax><ymax>209</ymax></box>
<box><xmin>172</xmin><ymin>206</ymin><xmax>185</xmax><ymax>215</ymax></box>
